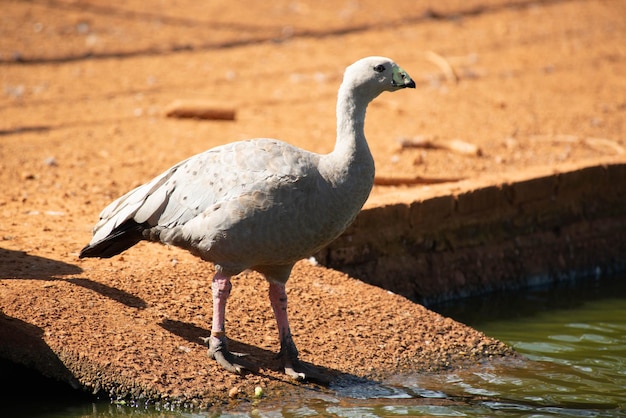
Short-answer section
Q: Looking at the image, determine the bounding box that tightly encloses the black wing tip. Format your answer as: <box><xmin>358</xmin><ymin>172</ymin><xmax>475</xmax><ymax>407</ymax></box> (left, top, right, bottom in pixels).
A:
<box><xmin>78</xmin><ymin>238</ymin><xmax>142</xmax><ymax>259</ymax></box>
<box><xmin>79</xmin><ymin>220</ymin><xmax>147</xmax><ymax>259</ymax></box>
<box><xmin>78</xmin><ymin>243</ymin><xmax>116</xmax><ymax>259</ymax></box>
<box><xmin>78</xmin><ymin>245</ymin><xmax>92</xmax><ymax>259</ymax></box>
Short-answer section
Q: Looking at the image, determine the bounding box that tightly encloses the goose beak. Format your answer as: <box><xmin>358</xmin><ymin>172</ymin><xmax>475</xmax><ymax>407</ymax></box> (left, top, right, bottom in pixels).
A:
<box><xmin>392</xmin><ymin>67</ymin><xmax>416</xmax><ymax>89</ymax></box>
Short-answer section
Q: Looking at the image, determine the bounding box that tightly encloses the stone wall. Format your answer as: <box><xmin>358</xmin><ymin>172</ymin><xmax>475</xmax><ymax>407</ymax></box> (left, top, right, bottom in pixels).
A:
<box><xmin>316</xmin><ymin>163</ymin><xmax>626</xmax><ymax>304</ymax></box>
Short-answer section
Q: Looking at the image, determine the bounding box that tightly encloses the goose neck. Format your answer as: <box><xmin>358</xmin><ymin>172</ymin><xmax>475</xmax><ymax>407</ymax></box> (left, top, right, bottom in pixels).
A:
<box><xmin>334</xmin><ymin>84</ymin><xmax>368</xmax><ymax>155</ymax></box>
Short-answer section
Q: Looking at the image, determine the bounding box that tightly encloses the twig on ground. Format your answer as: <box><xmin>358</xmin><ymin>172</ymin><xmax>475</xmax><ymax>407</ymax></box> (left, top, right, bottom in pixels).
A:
<box><xmin>425</xmin><ymin>50</ymin><xmax>459</xmax><ymax>84</ymax></box>
<box><xmin>374</xmin><ymin>175</ymin><xmax>464</xmax><ymax>186</ymax></box>
<box><xmin>165</xmin><ymin>100</ymin><xmax>236</xmax><ymax>120</ymax></box>
<box><xmin>400</xmin><ymin>137</ymin><xmax>482</xmax><ymax>156</ymax></box>
<box><xmin>583</xmin><ymin>137</ymin><xmax>624</xmax><ymax>155</ymax></box>
<box><xmin>533</xmin><ymin>135</ymin><xmax>624</xmax><ymax>155</ymax></box>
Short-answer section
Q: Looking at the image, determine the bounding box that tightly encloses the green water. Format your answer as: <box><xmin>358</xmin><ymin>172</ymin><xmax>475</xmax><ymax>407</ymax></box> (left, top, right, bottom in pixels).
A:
<box><xmin>3</xmin><ymin>275</ymin><xmax>626</xmax><ymax>417</ymax></box>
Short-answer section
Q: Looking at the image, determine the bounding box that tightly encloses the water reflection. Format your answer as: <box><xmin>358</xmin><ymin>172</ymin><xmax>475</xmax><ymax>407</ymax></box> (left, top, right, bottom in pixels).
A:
<box><xmin>427</xmin><ymin>274</ymin><xmax>626</xmax><ymax>416</ymax></box>
<box><xmin>320</xmin><ymin>274</ymin><xmax>626</xmax><ymax>416</ymax></box>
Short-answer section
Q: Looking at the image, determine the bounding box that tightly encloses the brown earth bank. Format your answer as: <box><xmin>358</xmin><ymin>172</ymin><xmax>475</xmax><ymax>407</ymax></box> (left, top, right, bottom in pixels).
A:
<box><xmin>1</xmin><ymin>0</ymin><xmax>625</xmax><ymax>409</ymax></box>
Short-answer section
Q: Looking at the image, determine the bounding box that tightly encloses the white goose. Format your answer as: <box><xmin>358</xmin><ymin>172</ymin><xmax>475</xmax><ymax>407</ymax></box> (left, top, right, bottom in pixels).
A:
<box><xmin>80</xmin><ymin>56</ymin><xmax>415</xmax><ymax>382</ymax></box>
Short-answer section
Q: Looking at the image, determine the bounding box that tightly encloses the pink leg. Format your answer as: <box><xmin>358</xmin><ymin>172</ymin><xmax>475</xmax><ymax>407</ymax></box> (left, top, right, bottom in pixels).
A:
<box><xmin>211</xmin><ymin>271</ymin><xmax>231</xmax><ymax>335</ymax></box>
<box><xmin>269</xmin><ymin>281</ymin><xmax>329</xmax><ymax>383</ymax></box>
<box><xmin>208</xmin><ymin>272</ymin><xmax>254</xmax><ymax>374</ymax></box>
<box><xmin>269</xmin><ymin>281</ymin><xmax>292</xmax><ymax>341</ymax></box>
<box><xmin>269</xmin><ymin>281</ymin><xmax>303</xmax><ymax>379</ymax></box>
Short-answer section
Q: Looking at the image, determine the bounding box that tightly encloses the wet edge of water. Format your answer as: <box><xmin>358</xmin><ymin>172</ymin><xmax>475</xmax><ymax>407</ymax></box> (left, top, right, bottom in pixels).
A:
<box><xmin>3</xmin><ymin>274</ymin><xmax>626</xmax><ymax>417</ymax></box>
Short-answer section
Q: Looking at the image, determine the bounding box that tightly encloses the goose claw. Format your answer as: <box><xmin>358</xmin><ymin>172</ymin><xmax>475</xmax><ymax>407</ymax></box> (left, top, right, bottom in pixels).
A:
<box><xmin>208</xmin><ymin>336</ymin><xmax>257</xmax><ymax>374</ymax></box>
<box><xmin>276</xmin><ymin>338</ymin><xmax>330</xmax><ymax>385</ymax></box>
<box><xmin>283</xmin><ymin>358</ymin><xmax>330</xmax><ymax>385</ymax></box>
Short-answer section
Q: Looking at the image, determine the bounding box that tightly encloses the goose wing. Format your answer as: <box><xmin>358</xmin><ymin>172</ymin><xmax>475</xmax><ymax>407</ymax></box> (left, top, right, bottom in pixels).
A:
<box><xmin>81</xmin><ymin>139</ymin><xmax>317</xmax><ymax>259</ymax></box>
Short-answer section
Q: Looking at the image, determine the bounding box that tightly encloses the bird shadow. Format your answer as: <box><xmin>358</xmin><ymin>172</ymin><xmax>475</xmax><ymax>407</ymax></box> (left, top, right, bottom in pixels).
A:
<box><xmin>0</xmin><ymin>247</ymin><xmax>83</xmax><ymax>279</ymax></box>
<box><xmin>65</xmin><ymin>278</ymin><xmax>147</xmax><ymax>309</ymax></box>
<box><xmin>159</xmin><ymin>319</ymin><xmax>352</xmax><ymax>386</ymax></box>
<box><xmin>0</xmin><ymin>311</ymin><xmax>83</xmax><ymax>393</ymax></box>
<box><xmin>0</xmin><ymin>247</ymin><xmax>146</xmax><ymax>309</ymax></box>
<box><xmin>159</xmin><ymin>319</ymin><xmax>282</xmax><ymax>369</ymax></box>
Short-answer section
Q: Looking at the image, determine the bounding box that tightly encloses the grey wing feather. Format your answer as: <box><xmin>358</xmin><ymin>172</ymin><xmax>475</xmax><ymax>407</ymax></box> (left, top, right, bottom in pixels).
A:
<box><xmin>88</xmin><ymin>139</ymin><xmax>315</xmax><ymax>249</ymax></box>
<box><xmin>89</xmin><ymin>168</ymin><xmax>176</xmax><ymax>244</ymax></box>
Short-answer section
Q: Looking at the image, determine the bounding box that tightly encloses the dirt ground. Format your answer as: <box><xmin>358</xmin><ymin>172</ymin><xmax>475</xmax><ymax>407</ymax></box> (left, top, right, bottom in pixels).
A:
<box><xmin>1</xmin><ymin>0</ymin><xmax>625</xmax><ymax>408</ymax></box>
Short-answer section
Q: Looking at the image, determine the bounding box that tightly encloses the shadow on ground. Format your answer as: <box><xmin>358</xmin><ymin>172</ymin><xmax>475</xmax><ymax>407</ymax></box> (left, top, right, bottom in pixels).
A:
<box><xmin>0</xmin><ymin>312</ymin><xmax>82</xmax><ymax>391</ymax></box>
<box><xmin>0</xmin><ymin>248</ymin><xmax>147</xmax><ymax>308</ymax></box>
<box><xmin>0</xmin><ymin>247</ymin><xmax>83</xmax><ymax>278</ymax></box>
<box><xmin>160</xmin><ymin>318</ymin><xmax>344</xmax><ymax>386</ymax></box>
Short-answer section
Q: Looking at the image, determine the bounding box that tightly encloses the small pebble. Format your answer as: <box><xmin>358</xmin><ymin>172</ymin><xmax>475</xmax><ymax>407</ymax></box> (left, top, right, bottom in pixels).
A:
<box><xmin>76</xmin><ymin>22</ymin><xmax>90</xmax><ymax>34</ymax></box>
<box><xmin>228</xmin><ymin>386</ymin><xmax>240</xmax><ymax>398</ymax></box>
<box><xmin>44</xmin><ymin>157</ymin><xmax>58</xmax><ymax>166</ymax></box>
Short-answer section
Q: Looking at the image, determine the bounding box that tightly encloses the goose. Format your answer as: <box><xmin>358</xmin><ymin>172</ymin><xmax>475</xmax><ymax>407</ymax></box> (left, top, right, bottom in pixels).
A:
<box><xmin>79</xmin><ymin>56</ymin><xmax>415</xmax><ymax>382</ymax></box>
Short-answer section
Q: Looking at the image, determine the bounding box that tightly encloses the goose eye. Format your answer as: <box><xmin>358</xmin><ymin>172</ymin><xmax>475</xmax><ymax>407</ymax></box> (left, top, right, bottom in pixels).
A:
<box><xmin>373</xmin><ymin>64</ymin><xmax>385</xmax><ymax>73</ymax></box>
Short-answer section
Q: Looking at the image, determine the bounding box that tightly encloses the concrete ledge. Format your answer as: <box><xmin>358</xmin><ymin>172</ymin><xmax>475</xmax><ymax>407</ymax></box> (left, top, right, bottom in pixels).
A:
<box><xmin>316</xmin><ymin>163</ymin><xmax>626</xmax><ymax>304</ymax></box>
<box><xmin>2</xmin><ymin>162</ymin><xmax>623</xmax><ymax>408</ymax></box>
<box><xmin>0</xmin><ymin>260</ymin><xmax>516</xmax><ymax>409</ymax></box>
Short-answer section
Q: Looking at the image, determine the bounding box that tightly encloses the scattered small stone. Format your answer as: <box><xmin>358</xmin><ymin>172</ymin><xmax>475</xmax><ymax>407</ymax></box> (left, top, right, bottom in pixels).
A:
<box><xmin>228</xmin><ymin>386</ymin><xmax>241</xmax><ymax>398</ymax></box>
<box><xmin>5</xmin><ymin>84</ymin><xmax>25</xmax><ymax>98</ymax></box>
<box><xmin>44</xmin><ymin>211</ymin><xmax>65</xmax><ymax>216</ymax></box>
<box><xmin>76</xmin><ymin>22</ymin><xmax>90</xmax><ymax>35</ymax></box>
<box><xmin>43</xmin><ymin>157</ymin><xmax>58</xmax><ymax>167</ymax></box>
<box><xmin>85</xmin><ymin>33</ymin><xmax>98</xmax><ymax>47</ymax></box>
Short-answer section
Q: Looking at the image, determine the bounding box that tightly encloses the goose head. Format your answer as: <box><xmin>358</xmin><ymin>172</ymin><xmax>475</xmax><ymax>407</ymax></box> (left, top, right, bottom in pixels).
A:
<box><xmin>342</xmin><ymin>56</ymin><xmax>416</xmax><ymax>101</ymax></box>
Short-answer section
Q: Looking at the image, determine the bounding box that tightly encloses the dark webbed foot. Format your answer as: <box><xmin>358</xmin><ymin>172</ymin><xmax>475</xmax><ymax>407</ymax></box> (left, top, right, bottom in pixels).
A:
<box><xmin>277</xmin><ymin>336</ymin><xmax>330</xmax><ymax>385</ymax></box>
<box><xmin>208</xmin><ymin>335</ymin><xmax>257</xmax><ymax>374</ymax></box>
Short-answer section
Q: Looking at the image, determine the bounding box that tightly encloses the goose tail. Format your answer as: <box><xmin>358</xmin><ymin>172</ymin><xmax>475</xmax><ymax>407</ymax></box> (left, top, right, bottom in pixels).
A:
<box><xmin>79</xmin><ymin>219</ymin><xmax>146</xmax><ymax>259</ymax></box>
